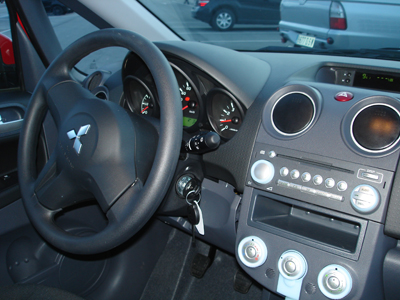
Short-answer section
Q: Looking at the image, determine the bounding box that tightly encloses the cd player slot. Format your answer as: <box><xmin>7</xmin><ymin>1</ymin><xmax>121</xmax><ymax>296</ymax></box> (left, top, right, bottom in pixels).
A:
<box><xmin>252</xmin><ymin>195</ymin><xmax>360</xmax><ymax>253</ymax></box>
<box><xmin>277</xmin><ymin>154</ymin><xmax>354</xmax><ymax>174</ymax></box>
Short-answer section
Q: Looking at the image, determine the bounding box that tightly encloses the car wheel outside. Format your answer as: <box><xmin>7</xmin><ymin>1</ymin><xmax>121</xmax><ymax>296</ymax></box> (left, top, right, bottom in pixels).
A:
<box><xmin>212</xmin><ymin>8</ymin><xmax>235</xmax><ymax>31</ymax></box>
<box><xmin>52</xmin><ymin>5</ymin><xmax>65</xmax><ymax>16</ymax></box>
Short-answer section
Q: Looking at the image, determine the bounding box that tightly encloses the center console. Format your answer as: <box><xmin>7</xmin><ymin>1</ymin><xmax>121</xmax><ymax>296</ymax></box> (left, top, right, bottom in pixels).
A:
<box><xmin>236</xmin><ymin>81</ymin><xmax>400</xmax><ymax>299</ymax></box>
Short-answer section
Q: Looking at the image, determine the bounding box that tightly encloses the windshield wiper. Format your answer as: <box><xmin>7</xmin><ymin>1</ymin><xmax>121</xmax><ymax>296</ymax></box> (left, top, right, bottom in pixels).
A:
<box><xmin>257</xmin><ymin>46</ymin><xmax>400</xmax><ymax>62</ymax></box>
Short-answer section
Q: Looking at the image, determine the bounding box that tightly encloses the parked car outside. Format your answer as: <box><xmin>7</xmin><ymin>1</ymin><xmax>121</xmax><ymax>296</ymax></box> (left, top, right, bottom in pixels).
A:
<box><xmin>42</xmin><ymin>0</ymin><xmax>72</xmax><ymax>15</ymax></box>
<box><xmin>192</xmin><ymin>0</ymin><xmax>281</xmax><ymax>30</ymax></box>
<box><xmin>279</xmin><ymin>0</ymin><xmax>400</xmax><ymax>49</ymax></box>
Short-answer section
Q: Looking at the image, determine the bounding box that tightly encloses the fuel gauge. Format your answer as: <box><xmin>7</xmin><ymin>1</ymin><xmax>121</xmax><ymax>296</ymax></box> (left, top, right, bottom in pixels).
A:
<box><xmin>207</xmin><ymin>89</ymin><xmax>244</xmax><ymax>140</ymax></box>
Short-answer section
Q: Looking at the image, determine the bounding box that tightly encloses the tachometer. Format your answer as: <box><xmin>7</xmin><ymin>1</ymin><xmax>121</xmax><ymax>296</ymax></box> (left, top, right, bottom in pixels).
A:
<box><xmin>123</xmin><ymin>76</ymin><xmax>157</xmax><ymax>117</ymax></box>
<box><xmin>172</xmin><ymin>66</ymin><xmax>200</xmax><ymax>128</ymax></box>
<box><xmin>207</xmin><ymin>88</ymin><xmax>244</xmax><ymax>140</ymax></box>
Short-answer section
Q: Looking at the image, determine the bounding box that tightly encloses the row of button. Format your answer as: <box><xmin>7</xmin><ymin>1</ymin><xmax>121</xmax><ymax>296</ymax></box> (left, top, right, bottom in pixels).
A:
<box><xmin>278</xmin><ymin>180</ymin><xmax>343</xmax><ymax>202</ymax></box>
<box><xmin>279</xmin><ymin>167</ymin><xmax>348</xmax><ymax>191</ymax></box>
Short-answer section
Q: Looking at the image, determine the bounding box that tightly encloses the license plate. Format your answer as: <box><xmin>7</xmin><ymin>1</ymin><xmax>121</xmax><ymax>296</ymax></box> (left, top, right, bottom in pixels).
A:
<box><xmin>296</xmin><ymin>35</ymin><xmax>315</xmax><ymax>48</ymax></box>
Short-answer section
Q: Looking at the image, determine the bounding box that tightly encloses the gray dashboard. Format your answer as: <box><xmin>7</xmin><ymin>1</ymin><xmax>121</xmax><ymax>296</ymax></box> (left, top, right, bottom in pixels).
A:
<box><xmin>103</xmin><ymin>41</ymin><xmax>400</xmax><ymax>300</ymax></box>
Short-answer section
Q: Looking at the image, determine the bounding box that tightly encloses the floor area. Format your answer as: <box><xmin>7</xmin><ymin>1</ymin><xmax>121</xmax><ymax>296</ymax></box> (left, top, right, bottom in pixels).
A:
<box><xmin>140</xmin><ymin>228</ymin><xmax>263</xmax><ymax>300</ymax></box>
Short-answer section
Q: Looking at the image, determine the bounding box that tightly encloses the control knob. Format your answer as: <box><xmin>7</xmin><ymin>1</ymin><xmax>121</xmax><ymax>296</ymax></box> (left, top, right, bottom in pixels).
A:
<box><xmin>278</xmin><ymin>250</ymin><xmax>308</xmax><ymax>280</ymax></box>
<box><xmin>277</xmin><ymin>250</ymin><xmax>308</xmax><ymax>300</ymax></box>
<box><xmin>251</xmin><ymin>160</ymin><xmax>275</xmax><ymax>185</ymax></box>
<box><xmin>350</xmin><ymin>184</ymin><xmax>380</xmax><ymax>214</ymax></box>
<box><xmin>237</xmin><ymin>236</ymin><xmax>268</xmax><ymax>268</ymax></box>
<box><xmin>318</xmin><ymin>265</ymin><xmax>352</xmax><ymax>299</ymax></box>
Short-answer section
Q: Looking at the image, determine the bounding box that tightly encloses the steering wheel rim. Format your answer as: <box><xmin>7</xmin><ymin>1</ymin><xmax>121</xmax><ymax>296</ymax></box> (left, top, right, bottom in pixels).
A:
<box><xmin>18</xmin><ymin>29</ymin><xmax>182</xmax><ymax>255</ymax></box>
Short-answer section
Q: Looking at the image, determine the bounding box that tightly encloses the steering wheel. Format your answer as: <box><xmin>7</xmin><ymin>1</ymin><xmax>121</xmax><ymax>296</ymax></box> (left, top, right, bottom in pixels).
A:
<box><xmin>17</xmin><ymin>29</ymin><xmax>182</xmax><ymax>255</ymax></box>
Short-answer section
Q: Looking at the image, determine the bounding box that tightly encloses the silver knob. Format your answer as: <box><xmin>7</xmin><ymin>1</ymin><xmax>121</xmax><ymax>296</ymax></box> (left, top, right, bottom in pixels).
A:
<box><xmin>278</xmin><ymin>250</ymin><xmax>307</xmax><ymax>280</ymax></box>
<box><xmin>350</xmin><ymin>184</ymin><xmax>380</xmax><ymax>214</ymax></box>
<box><xmin>318</xmin><ymin>265</ymin><xmax>352</xmax><ymax>299</ymax></box>
<box><xmin>251</xmin><ymin>160</ymin><xmax>275</xmax><ymax>185</ymax></box>
<box><xmin>238</xmin><ymin>236</ymin><xmax>268</xmax><ymax>268</ymax></box>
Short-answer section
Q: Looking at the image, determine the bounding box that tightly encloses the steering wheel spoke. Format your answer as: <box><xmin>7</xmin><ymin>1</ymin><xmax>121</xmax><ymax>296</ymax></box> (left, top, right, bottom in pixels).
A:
<box><xmin>35</xmin><ymin>169</ymin><xmax>90</xmax><ymax>210</ymax></box>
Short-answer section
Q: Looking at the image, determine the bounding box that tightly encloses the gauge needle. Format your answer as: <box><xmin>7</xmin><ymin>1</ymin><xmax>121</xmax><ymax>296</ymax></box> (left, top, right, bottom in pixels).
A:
<box><xmin>141</xmin><ymin>106</ymin><xmax>149</xmax><ymax>113</ymax></box>
<box><xmin>220</xmin><ymin>119</ymin><xmax>232</xmax><ymax>123</ymax></box>
<box><xmin>182</xmin><ymin>105</ymin><xmax>188</xmax><ymax>110</ymax></box>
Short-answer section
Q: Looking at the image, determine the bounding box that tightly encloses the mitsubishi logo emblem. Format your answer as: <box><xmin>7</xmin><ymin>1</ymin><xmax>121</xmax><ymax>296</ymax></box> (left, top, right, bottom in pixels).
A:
<box><xmin>67</xmin><ymin>124</ymin><xmax>91</xmax><ymax>155</ymax></box>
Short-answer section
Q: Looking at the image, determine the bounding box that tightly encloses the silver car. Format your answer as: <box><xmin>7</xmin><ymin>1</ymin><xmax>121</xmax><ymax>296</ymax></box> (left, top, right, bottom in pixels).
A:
<box><xmin>279</xmin><ymin>0</ymin><xmax>400</xmax><ymax>49</ymax></box>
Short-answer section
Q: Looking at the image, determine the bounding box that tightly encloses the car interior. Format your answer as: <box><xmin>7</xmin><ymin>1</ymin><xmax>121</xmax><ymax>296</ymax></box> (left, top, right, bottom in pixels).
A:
<box><xmin>0</xmin><ymin>0</ymin><xmax>400</xmax><ymax>299</ymax></box>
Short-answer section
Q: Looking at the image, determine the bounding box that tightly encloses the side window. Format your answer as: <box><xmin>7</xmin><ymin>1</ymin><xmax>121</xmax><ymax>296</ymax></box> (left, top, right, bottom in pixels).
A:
<box><xmin>46</xmin><ymin>3</ymin><xmax>127</xmax><ymax>75</ymax></box>
<box><xmin>0</xmin><ymin>1</ymin><xmax>127</xmax><ymax>88</ymax></box>
<box><xmin>0</xmin><ymin>2</ymin><xmax>18</xmax><ymax>89</ymax></box>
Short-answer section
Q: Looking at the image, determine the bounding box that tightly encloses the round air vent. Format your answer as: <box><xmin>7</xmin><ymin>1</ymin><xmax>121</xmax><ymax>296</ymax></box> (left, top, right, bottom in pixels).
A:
<box><xmin>272</xmin><ymin>92</ymin><xmax>315</xmax><ymax>135</ymax></box>
<box><xmin>263</xmin><ymin>85</ymin><xmax>321</xmax><ymax>139</ymax></box>
<box><xmin>91</xmin><ymin>86</ymin><xmax>109</xmax><ymax>101</ymax></box>
<box><xmin>351</xmin><ymin>104</ymin><xmax>400</xmax><ymax>152</ymax></box>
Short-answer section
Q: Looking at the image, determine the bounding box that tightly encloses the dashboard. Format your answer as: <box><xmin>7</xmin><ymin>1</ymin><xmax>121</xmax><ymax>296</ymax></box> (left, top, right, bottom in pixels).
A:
<box><xmin>83</xmin><ymin>41</ymin><xmax>400</xmax><ymax>300</ymax></box>
<box><xmin>95</xmin><ymin>50</ymin><xmax>247</xmax><ymax>142</ymax></box>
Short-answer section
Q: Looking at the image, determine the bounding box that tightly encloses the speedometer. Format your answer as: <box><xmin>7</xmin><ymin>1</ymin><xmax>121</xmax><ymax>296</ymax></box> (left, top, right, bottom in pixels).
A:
<box><xmin>172</xmin><ymin>66</ymin><xmax>200</xmax><ymax>128</ymax></box>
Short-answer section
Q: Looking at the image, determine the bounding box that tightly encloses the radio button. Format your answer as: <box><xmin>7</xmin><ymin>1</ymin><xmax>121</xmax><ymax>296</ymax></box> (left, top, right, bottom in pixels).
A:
<box><xmin>301</xmin><ymin>172</ymin><xmax>311</xmax><ymax>182</ymax></box>
<box><xmin>280</xmin><ymin>167</ymin><xmax>289</xmax><ymax>177</ymax></box>
<box><xmin>325</xmin><ymin>178</ymin><xmax>335</xmax><ymax>189</ymax></box>
<box><xmin>290</xmin><ymin>169</ymin><xmax>300</xmax><ymax>179</ymax></box>
<box><xmin>313</xmin><ymin>175</ymin><xmax>323</xmax><ymax>185</ymax></box>
<box><xmin>337</xmin><ymin>181</ymin><xmax>348</xmax><ymax>191</ymax></box>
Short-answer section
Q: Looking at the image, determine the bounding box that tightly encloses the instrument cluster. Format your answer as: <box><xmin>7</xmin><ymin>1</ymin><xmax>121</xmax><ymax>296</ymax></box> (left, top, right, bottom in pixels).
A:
<box><xmin>121</xmin><ymin>52</ymin><xmax>245</xmax><ymax>140</ymax></box>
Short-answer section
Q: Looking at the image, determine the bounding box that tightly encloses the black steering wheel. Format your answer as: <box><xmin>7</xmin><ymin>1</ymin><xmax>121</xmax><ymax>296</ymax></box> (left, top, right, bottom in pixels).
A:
<box><xmin>18</xmin><ymin>29</ymin><xmax>182</xmax><ymax>255</ymax></box>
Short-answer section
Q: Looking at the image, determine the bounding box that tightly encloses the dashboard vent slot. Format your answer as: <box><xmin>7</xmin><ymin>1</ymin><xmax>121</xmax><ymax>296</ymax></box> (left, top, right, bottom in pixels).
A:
<box><xmin>272</xmin><ymin>92</ymin><xmax>315</xmax><ymax>135</ymax></box>
<box><xmin>352</xmin><ymin>104</ymin><xmax>400</xmax><ymax>152</ymax></box>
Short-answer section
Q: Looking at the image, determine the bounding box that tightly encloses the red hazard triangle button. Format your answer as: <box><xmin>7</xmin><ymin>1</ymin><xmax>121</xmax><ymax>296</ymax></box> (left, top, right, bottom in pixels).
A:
<box><xmin>335</xmin><ymin>91</ymin><xmax>354</xmax><ymax>102</ymax></box>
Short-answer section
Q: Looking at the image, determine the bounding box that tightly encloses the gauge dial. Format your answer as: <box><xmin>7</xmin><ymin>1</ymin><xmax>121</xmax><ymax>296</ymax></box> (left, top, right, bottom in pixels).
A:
<box><xmin>123</xmin><ymin>76</ymin><xmax>157</xmax><ymax>117</ymax></box>
<box><xmin>207</xmin><ymin>89</ymin><xmax>244</xmax><ymax>139</ymax></box>
<box><xmin>172</xmin><ymin>67</ymin><xmax>200</xmax><ymax>128</ymax></box>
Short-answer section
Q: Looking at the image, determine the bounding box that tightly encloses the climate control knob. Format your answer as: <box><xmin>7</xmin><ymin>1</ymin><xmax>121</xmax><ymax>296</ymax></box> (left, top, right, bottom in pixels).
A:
<box><xmin>237</xmin><ymin>236</ymin><xmax>268</xmax><ymax>268</ymax></box>
<box><xmin>278</xmin><ymin>250</ymin><xmax>308</xmax><ymax>280</ymax></box>
<box><xmin>277</xmin><ymin>250</ymin><xmax>308</xmax><ymax>300</ymax></box>
<box><xmin>318</xmin><ymin>265</ymin><xmax>352</xmax><ymax>299</ymax></box>
<box><xmin>251</xmin><ymin>160</ymin><xmax>275</xmax><ymax>185</ymax></box>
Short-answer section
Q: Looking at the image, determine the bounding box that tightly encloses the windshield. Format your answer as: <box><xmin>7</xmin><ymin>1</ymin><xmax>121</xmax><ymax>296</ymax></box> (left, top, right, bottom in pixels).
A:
<box><xmin>2</xmin><ymin>0</ymin><xmax>399</xmax><ymax>76</ymax></box>
<box><xmin>136</xmin><ymin>0</ymin><xmax>400</xmax><ymax>58</ymax></box>
<box><xmin>139</xmin><ymin>0</ymin><xmax>282</xmax><ymax>51</ymax></box>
